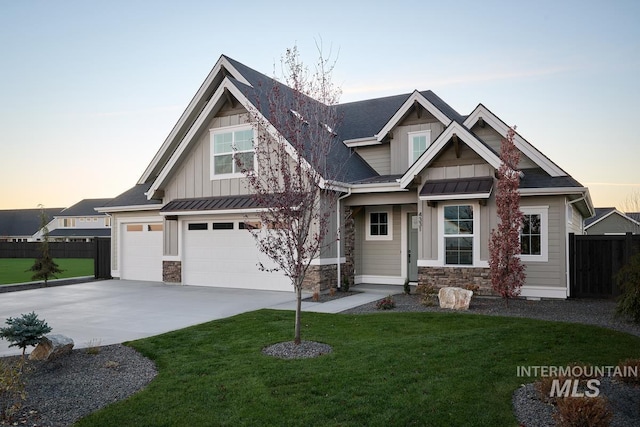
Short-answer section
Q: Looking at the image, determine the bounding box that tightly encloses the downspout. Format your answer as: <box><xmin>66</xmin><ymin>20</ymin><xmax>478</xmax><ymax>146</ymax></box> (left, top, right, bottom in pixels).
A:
<box><xmin>336</xmin><ymin>188</ymin><xmax>352</xmax><ymax>289</ymax></box>
<box><xmin>565</xmin><ymin>193</ymin><xmax>588</xmax><ymax>298</ymax></box>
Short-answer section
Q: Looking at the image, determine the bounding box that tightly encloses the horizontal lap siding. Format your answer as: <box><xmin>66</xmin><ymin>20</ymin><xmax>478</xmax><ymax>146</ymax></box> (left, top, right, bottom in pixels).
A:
<box><xmin>355</xmin><ymin>144</ymin><xmax>391</xmax><ymax>175</ymax></box>
<box><xmin>357</xmin><ymin>206</ymin><xmax>401</xmax><ymax>276</ymax></box>
<box><xmin>522</xmin><ymin>197</ymin><xmax>565</xmax><ymax>288</ymax></box>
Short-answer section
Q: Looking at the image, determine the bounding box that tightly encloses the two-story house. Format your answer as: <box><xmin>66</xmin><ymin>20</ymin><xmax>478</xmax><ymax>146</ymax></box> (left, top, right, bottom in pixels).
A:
<box><xmin>40</xmin><ymin>198</ymin><xmax>112</xmax><ymax>242</ymax></box>
<box><xmin>98</xmin><ymin>55</ymin><xmax>594</xmax><ymax>299</ymax></box>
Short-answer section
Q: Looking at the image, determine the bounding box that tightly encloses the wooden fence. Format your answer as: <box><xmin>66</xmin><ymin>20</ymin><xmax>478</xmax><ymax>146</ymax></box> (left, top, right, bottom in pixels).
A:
<box><xmin>569</xmin><ymin>232</ymin><xmax>640</xmax><ymax>298</ymax></box>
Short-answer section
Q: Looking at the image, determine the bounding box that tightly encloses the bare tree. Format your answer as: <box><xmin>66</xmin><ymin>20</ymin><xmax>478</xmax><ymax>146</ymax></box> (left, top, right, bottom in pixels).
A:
<box><xmin>240</xmin><ymin>45</ymin><xmax>344</xmax><ymax>345</ymax></box>
<box><xmin>489</xmin><ymin>127</ymin><xmax>526</xmax><ymax>300</ymax></box>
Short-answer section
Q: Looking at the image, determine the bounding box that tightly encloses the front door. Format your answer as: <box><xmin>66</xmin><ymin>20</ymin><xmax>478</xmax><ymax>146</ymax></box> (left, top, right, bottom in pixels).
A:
<box><xmin>408</xmin><ymin>213</ymin><xmax>419</xmax><ymax>282</ymax></box>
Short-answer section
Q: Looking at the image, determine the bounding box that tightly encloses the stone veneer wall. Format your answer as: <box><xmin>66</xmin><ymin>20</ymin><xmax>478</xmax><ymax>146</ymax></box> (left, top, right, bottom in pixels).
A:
<box><xmin>163</xmin><ymin>261</ymin><xmax>182</xmax><ymax>283</ymax></box>
<box><xmin>418</xmin><ymin>266</ymin><xmax>492</xmax><ymax>295</ymax></box>
<box><xmin>302</xmin><ymin>263</ymin><xmax>347</xmax><ymax>291</ymax></box>
<box><xmin>342</xmin><ymin>206</ymin><xmax>355</xmax><ymax>288</ymax></box>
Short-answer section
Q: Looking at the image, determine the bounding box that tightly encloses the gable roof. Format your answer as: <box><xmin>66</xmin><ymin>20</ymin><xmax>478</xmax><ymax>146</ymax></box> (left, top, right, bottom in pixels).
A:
<box><xmin>464</xmin><ymin>104</ymin><xmax>566</xmax><ymax>177</ymax></box>
<box><xmin>584</xmin><ymin>207</ymin><xmax>640</xmax><ymax>230</ymax></box>
<box><xmin>0</xmin><ymin>208</ymin><xmax>64</xmax><ymax>237</ymax></box>
<box><xmin>57</xmin><ymin>198</ymin><xmax>112</xmax><ymax>217</ymax></box>
<box><xmin>97</xmin><ymin>183</ymin><xmax>162</xmax><ymax>212</ymax></box>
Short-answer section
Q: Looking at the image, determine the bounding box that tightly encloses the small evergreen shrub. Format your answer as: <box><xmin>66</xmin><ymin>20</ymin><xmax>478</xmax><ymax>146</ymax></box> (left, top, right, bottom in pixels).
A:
<box><xmin>341</xmin><ymin>276</ymin><xmax>350</xmax><ymax>293</ymax></box>
<box><xmin>0</xmin><ymin>360</ymin><xmax>26</xmax><ymax>423</ymax></box>
<box><xmin>0</xmin><ymin>312</ymin><xmax>52</xmax><ymax>362</ymax></box>
<box><xmin>553</xmin><ymin>396</ymin><xmax>612</xmax><ymax>427</ymax></box>
<box><xmin>375</xmin><ymin>295</ymin><xmax>395</xmax><ymax>310</ymax></box>
<box><xmin>403</xmin><ymin>279</ymin><xmax>411</xmax><ymax>295</ymax></box>
<box><xmin>615</xmin><ymin>252</ymin><xmax>640</xmax><ymax>324</ymax></box>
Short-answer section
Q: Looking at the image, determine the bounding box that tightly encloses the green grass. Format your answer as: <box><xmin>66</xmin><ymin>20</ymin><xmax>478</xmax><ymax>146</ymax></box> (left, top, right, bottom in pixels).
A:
<box><xmin>76</xmin><ymin>310</ymin><xmax>640</xmax><ymax>427</ymax></box>
<box><xmin>0</xmin><ymin>258</ymin><xmax>94</xmax><ymax>285</ymax></box>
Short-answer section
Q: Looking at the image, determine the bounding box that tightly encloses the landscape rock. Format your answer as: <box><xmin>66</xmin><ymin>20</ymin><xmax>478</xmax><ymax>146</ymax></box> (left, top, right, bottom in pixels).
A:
<box><xmin>438</xmin><ymin>287</ymin><xmax>473</xmax><ymax>310</ymax></box>
<box><xmin>29</xmin><ymin>334</ymin><xmax>74</xmax><ymax>361</ymax></box>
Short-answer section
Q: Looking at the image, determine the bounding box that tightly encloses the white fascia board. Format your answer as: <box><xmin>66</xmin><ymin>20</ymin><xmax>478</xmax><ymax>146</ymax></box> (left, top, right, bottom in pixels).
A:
<box><xmin>139</xmin><ymin>56</ymin><xmax>251</xmax><ymax>184</ymax></box>
<box><xmin>349</xmin><ymin>182</ymin><xmax>404</xmax><ymax>193</ymax></box>
<box><xmin>344</xmin><ymin>137</ymin><xmax>382</xmax><ymax>147</ymax></box>
<box><xmin>96</xmin><ymin>205</ymin><xmax>163</xmax><ymax>213</ymax></box>
<box><xmin>419</xmin><ymin>192</ymin><xmax>491</xmax><ymax>201</ymax></box>
<box><xmin>375</xmin><ymin>91</ymin><xmax>452</xmax><ymax>142</ymax></box>
<box><xmin>159</xmin><ymin>208</ymin><xmax>265</xmax><ymax>216</ymax></box>
<box><xmin>400</xmin><ymin>122</ymin><xmax>501</xmax><ymax>188</ymax></box>
<box><xmin>464</xmin><ymin>104</ymin><xmax>566</xmax><ymax>177</ymax></box>
<box><xmin>147</xmin><ymin>78</ymin><xmax>246</xmax><ymax>199</ymax></box>
<box><xmin>519</xmin><ymin>187</ymin><xmax>589</xmax><ymax>196</ymax></box>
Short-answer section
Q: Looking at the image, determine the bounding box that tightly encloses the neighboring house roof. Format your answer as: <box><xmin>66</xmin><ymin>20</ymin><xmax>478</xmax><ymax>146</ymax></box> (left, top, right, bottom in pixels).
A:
<box><xmin>98</xmin><ymin>183</ymin><xmax>162</xmax><ymax>212</ymax></box>
<box><xmin>57</xmin><ymin>198</ymin><xmax>112</xmax><ymax>216</ymax></box>
<box><xmin>0</xmin><ymin>208</ymin><xmax>64</xmax><ymax>237</ymax></box>
<box><xmin>584</xmin><ymin>207</ymin><xmax>640</xmax><ymax>230</ymax></box>
<box><xmin>48</xmin><ymin>228</ymin><xmax>111</xmax><ymax>238</ymax></box>
<box><xmin>627</xmin><ymin>212</ymin><xmax>640</xmax><ymax>222</ymax></box>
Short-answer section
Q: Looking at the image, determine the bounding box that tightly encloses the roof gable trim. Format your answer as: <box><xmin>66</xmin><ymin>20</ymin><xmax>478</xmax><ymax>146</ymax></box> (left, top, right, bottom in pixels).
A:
<box><xmin>375</xmin><ymin>91</ymin><xmax>452</xmax><ymax>142</ymax></box>
<box><xmin>400</xmin><ymin>122</ymin><xmax>501</xmax><ymax>188</ymax></box>
<box><xmin>464</xmin><ymin>104</ymin><xmax>566</xmax><ymax>177</ymax></box>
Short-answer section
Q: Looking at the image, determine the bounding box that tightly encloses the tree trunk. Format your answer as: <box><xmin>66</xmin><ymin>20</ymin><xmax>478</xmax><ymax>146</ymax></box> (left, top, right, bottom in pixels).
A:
<box><xmin>294</xmin><ymin>284</ymin><xmax>302</xmax><ymax>345</ymax></box>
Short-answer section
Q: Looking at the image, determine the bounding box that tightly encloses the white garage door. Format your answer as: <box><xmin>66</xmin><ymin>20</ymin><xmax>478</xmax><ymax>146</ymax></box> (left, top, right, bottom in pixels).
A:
<box><xmin>120</xmin><ymin>222</ymin><xmax>163</xmax><ymax>281</ymax></box>
<box><xmin>182</xmin><ymin>220</ymin><xmax>291</xmax><ymax>292</ymax></box>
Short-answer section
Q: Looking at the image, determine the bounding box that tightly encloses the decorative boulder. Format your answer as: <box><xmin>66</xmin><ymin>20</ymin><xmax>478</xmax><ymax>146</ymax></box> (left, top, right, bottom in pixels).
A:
<box><xmin>29</xmin><ymin>334</ymin><xmax>74</xmax><ymax>361</ymax></box>
<box><xmin>438</xmin><ymin>287</ymin><xmax>473</xmax><ymax>310</ymax></box>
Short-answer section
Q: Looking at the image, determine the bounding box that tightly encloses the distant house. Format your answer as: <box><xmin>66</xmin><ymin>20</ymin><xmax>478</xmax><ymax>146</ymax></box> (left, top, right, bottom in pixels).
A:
<box><xmin>41</xmin><ymin>198</ymin><xmax>113</xmax><ymax>242</ymax></box>
<box><xmin>584</xmin><ymin>207</ymin><xmax>640</xmax><ymax>235</ymax></box>
<box><xmin>100</xmin><ymin>54</ymin><xmax>594</xmax><ymax>299</ymax></box>
<box><xmin>0</xmin><ymin>208</ymin><xmax>64</xmax><ymax>242</ymax></box>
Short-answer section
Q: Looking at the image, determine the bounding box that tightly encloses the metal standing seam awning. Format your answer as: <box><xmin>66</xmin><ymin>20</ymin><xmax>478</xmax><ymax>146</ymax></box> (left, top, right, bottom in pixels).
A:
<box><xmin>160</xmin><ymin>195</ymin><xmax>265</xmax><ymax>215</ymax></box>
<box><xmin>419</xmin><ymin>177</ymin><xmax>494</xmax><ymax>201</ymax></box>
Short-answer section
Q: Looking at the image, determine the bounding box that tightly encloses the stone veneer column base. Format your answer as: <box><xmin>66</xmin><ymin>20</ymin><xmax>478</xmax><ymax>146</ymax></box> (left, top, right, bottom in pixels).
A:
<box><xmin>418</xmin><ymin>266</ymin><xmax>493</xmax><ymax>296</ymax></box>
<box><xmin>302</xmin><ymin>264</ymin><xmax>344</xmax><ymax>292</ymax></box>
<box><xmin>163</xmin><ymin>261</ymin><xmax>182</xmax><ymax>283</ymax></box>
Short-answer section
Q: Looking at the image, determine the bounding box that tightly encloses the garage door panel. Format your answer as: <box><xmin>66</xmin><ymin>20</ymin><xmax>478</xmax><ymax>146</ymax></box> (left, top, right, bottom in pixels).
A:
<box><xmin>120</xmin><ymin>223</ymin><xmax>163</xmax><ymax>282</ymax></box>
<box><xmin>183</xmin><ymin>221</ymin><xmax>290</xmax><ymax>291</ymax></box>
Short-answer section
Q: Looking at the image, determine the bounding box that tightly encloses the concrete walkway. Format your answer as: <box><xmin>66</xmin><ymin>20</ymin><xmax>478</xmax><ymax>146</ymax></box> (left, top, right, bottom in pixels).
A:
<box><xmin>0</xmin><ymin>280</ymin><xmax>396</xmax><ymax>357</ymax></box>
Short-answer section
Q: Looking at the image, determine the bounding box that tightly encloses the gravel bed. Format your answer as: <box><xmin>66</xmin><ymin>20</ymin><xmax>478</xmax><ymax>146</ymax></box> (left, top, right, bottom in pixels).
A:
<box><xmin>262</xmin><ymin>341</ymin><xmax>333</xmax><ymax>359</ymax></box>
<box><xmin>1</xmin><ymin>344</ymin><xmax>156</xmax><ymax>427</ymax></box>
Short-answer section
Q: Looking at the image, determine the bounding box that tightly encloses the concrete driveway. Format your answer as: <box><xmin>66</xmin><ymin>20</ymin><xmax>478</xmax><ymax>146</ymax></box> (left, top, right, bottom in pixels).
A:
<box><xmin>0</xmin><ymin>280</ymin><xmax>299</xmax><ymax>357</ymax></box>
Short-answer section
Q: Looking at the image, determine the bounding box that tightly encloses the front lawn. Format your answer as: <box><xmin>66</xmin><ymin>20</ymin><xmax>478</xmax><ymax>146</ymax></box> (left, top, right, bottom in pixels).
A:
<box><xmin>77</xmin><ymin>310</ymin><xmax>640</xmax><ymax>426</ymax></box>
<box><xmin>0</xmin><ymin>258</ymin><xmax>94</xmax><ymax>285</ymax></box>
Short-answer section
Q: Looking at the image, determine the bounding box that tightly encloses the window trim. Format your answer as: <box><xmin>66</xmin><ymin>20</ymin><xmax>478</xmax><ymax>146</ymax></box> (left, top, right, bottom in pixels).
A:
<box><xmin>408</xmin><ymin>130</ymin><xmax>431</xmax><ymax>165</ymax></box>
<box><xmin>434</xmin><ymin>202</ymin><xmax>485</xmax><ymax>267</ymax></box>
<box><xmin>209</xmin><ymin>125</ymin><xmax>256</xmax><ymax>179</ymax></box>
<box><xmin>366</xmin><ymin>208</ymin><xmax>393</xmax><ymax>241</ymax></box>
<box><xmin>519</xmin><ymin>206</ymin><xmax>549</xmax><ymax>262</ymax></box>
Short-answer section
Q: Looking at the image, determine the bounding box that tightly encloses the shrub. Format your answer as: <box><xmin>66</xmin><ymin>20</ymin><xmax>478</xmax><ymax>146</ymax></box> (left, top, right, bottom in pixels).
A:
<box><xmin>534</xmin><ymin>363</ymin><xmax>593</xmax><ymax>404</ymax></box>
<box><xmin>403</xmin><ymin>279</ymin><xmax>411</xmax><ymax>295</ymax></box>
<box><xmin>341</xmin><ymin>275</ymin><xmax>350</xmax><ymax>292</ymax></box>
<box><xmin>615</xmin><ymin>358</ymin><xmax>640</xmax><ymax>385</ymax></box>
<box><xmin>464</xmin><ymin>283</ymin><xmax>479</xmax><ymax>294</ymax></box>
<box><xmin>553</xmin><ymin>396</ymin><xmax>612</xmax><ymax>427</ymax></box>
<box><xmin>0</xmin><ymin>360</ymin><xmax>26</xmax><ymax>423</ymax></box>
<box><xmin>615</xmin><ymin>252</ymin><xmax>640</xmax><ymax>324</ymax></box>
<box><xmin>312</xmin><ymin>291</ymin><xmax>320</xmax><ymax>302</ymax></box>
<box><xmin>85</xmin><ymin>338</ymin><xmax>103</xmax><ymax>355</ymax></box>
<box><xmin>415</xmin><ymin>283</ymin><xmax>438</xmax><ymax>306</ymax></box>
<box><xmin>328</xmin><ymin>287</ymin><xmax>336</xmax><ymax>297</ymax></box>
<box><xmin>0</xmin><ymin>312</ymin><xmax>52</xmax><ymax>363</ymax></box>
<box><xmin>375</xmin><ymin>295</ymin><xmax>395</xmax><ymax>310</ymax></box>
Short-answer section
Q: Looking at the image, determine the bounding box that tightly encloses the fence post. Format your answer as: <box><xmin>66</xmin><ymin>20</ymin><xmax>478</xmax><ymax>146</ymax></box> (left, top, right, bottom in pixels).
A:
<box><xmin>624</xmin><ymin>232</ymin><xmax>632</xmax><ymax>265</ymax></box>
<box><xmin>568</xmin><ymin>233</ymin><xmax>575</xmax><ymax>298</ymax></box>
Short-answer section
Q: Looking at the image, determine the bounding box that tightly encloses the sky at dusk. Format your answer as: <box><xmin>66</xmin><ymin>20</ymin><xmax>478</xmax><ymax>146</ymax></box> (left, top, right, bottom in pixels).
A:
<box><xmin>1</xmin><ymin>0</ymin><xmax>638</xmax><ymax>211</ymax></box>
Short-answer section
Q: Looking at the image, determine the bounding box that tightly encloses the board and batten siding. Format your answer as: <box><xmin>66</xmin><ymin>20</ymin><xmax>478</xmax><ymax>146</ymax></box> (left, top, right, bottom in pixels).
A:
<box><xmin>164</xmin><ymin>113</ymin><xmax>252</xmax><ymax>202</ymax></box>
<box><xmin>391</xmin><ymin>122</ymin><xmax>444</xmax><ymax>174</ymax></box>
<box><xmin>354</xmin><ymin>206</ymin><xmax>402</xmax><ymax>277</ymax></box>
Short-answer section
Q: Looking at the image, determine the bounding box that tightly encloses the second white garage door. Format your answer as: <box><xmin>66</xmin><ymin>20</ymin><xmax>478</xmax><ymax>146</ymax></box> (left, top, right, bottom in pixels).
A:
<box><xmin>120</xmin><ymin>222</ymin><xmax>163</xmax><ymax>282</ymax></box>
<box><xmin>182</xmin><ymin>220</ymin><xmax>291</xmax><ymax>292</ymax></box>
